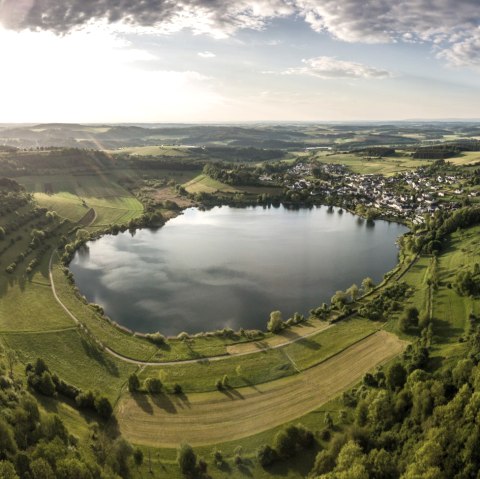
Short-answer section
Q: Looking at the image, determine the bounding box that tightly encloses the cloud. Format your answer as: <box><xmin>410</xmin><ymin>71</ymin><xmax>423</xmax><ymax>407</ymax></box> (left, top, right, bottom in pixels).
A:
<box><xmin>2</xmin><ymin>0</ymin><xmax>480</xmax><ymax>69</ymax></box>
<box><xmin>437</xmin><ymin>28</ymin><xmax>480</xmax><ymax>68</ymax></box>
<box><xmin>0</xmin><ymin>0</ymin><xmax>293</xmax><ymax>38</ymax></box>
<box><xmin>198</xmin><ymin>51</ymin><xmax>216</xmax><ymax>58</ymax></box>
<box><xmin>283</xmin><ymin>56</ymin><xmax>391</xmax><ymax>79</ymax></box>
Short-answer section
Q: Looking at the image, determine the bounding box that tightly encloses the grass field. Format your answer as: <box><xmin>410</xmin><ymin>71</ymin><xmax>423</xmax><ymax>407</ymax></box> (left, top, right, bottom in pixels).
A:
<box><xmin>2</xmin><ymin>328</ymin><xmax>135</xmax><ymax>401</ymax></box>
<box><xmin>117</xmin><ymin>331</ymin><xmax>404</xmax><ymax>447</ymax></box>
<box><xmin>183</xmin><ymin>174</ymin><xmax>239</xmax><ymax>194</ymax></box>
<box><xmin>17</xmin><ymin>173</ymin><xmax>144</xmax><ymax>226</ymax></box>
<box><xmin>448</xmin><ymin>151</ymin><xmax>480</xmax><ymax>166</ymax></box>
<box><xmin>313</xmin><ymin>152</ymin><xmax>430</xmax><ymax>176</ymax></box>
<box><xmin>112</xmin><ymin>146</ymin><xmax>193</xmax><ymax>157</ymax></box>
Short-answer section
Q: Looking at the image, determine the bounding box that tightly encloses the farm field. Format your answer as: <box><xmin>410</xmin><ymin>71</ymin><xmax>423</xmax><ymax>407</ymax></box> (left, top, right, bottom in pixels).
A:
<box><xmin>16</xmin><ymin>173</ymin><xmax>144</xmax><ymax>225</ymax></box>
<box><xmin>117</xmin><ymin>331</ymin><xmax>404</xmax><ymax>447</ymax></box>
<box><xmin>313</xmin><ymin>152</ymin><xmax>430</xmax><ymax>175</ymax></box>
<box><xmin>183</xmin><ymin>174</ymin><xmax>239</xmax><ymax>194</ymax></box>
<box><xmin>448</xmin><ymin>151</ymin><xmax>480</xmax><ymax>166</ymax></box>
<box><xmin>112</xmin><ymin>145</ymin><xmax>194</xmax><ymax>157</ymax></box>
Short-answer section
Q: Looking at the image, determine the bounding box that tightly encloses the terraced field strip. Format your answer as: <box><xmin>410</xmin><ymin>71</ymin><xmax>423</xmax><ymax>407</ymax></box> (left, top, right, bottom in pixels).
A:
<box><xmin>226</xmin><ymin>320</ymin><xmax>332</xmax><ymax>354</ymax></box>
<box><xmin>116</xmin><ymin>330</ymin><xmax>405</xmax><ymax>447</ymax></box>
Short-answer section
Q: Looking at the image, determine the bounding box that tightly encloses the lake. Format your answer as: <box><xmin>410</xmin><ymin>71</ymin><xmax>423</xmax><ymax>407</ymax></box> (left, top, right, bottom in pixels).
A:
<box><xmin>69</xmin><ymin>205</ymin><xmax>408</xmax><ymax>335</ymax></box>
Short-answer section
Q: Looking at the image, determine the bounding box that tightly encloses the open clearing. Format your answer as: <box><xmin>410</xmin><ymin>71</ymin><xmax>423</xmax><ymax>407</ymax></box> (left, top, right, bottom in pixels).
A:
<box><xmin>183</xmin><ymin>174</ymin><xmax>239</xmax><ymax>194</ymax></box>
<box><xmin>313</xmin><ymin>152</ymin><xmax>429</xmax><ymax>176</ymax></box>
<box><xmin>117</xmin><ymin>330</ymin><xmax>405</xmax><ymax>447</ymax></box>
<box><xmin>448</xmin><ymin>151</ymin><xmax>480</xmax><ymax>166</ymax></box>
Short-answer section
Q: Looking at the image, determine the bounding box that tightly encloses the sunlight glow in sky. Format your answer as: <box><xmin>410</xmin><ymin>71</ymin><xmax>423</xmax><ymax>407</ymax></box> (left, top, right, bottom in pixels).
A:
<box><xmin>0</xmin><ymin>0</ymin><xmax>480</xmax><ymax>122</ymax></box>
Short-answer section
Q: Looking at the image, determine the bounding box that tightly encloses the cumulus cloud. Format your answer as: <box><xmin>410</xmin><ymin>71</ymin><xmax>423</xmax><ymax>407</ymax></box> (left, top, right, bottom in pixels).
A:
<box><xmin>0</xmin><ymin>0</ymin><xmax>293</xmax><ymax>38</ymax></box>
<box><xmin>1</xmin><ymin>0</ymin><xmax>480</xmax><ymax>68</ymax></box>
<box><xmin>438</xmin><ymin>29</ymin><xmax>480</xmax><ymax>68</ymax></box>
<box><xmin>283</xmin><ymin>56</ymin><xmax>391</xmax><ymax>79</ymax></box>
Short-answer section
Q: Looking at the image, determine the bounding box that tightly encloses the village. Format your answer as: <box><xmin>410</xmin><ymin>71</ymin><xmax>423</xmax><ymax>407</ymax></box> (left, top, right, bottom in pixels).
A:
<box><xmin>281</xmin><ymin>160</ymin><xmax>478</xmax><ymax>224</ymax></box>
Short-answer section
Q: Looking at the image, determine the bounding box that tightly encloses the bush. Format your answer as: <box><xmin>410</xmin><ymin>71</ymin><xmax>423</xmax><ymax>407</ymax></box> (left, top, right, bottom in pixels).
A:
<box><xmin>173</xmin><ymin>384</ymin><xmax>183</xmax><ymax>394</ymax></box>
<box><xmin>128</xmin><ymin>373</ymin><xmax>140</xmax><ymax>392</ymax></box>
<box><xmin>94</xmin><ymin>396</ymin><xmax>113</xmax><ymax>420</ymax></box>
<box><xmin>267</xmin><ymin>310</ymin><xmax>284</xmax><ymax>333</ymax></box>
<box><xmin>145</xmin><ymin>332</ymin><xmax>167</xmax><ymax>346</ymax></box>
<box><xmin>177</xmin><ymin>443</ymin><xmax>196</xmax><ymax>476</ymax></box>
<box><xmin>145</xmin><ymin>377</ymin><xmax>163</xmax><ymax>394</ymax></box>
<box><xmin>257</xmin><ymin>444</ymin><xmax>277</xmax><ymax>467</ymax></box>
<box><xmin>212</xmin><ymin>449</ymin><xmax>223</xmax><ymax>466</ymax></box>
<box><xmin>38</xmin><ymin>371</ymin><xmax>56</xmax><ymax>397</ymax></box>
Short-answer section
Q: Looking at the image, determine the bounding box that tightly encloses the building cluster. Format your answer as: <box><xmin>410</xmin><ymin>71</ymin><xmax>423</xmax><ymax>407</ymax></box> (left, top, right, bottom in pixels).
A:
<box><xmin>280</xmin><ymin>162</ymin><xmax>473</xmax><ymax>223</ymax></box>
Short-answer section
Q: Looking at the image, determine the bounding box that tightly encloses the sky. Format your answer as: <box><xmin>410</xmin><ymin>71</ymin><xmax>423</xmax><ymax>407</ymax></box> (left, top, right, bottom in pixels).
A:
<box><xmin>0</xmin><ymin>0</ymin><xmax>480</xmax><ymax>123</ymax></box>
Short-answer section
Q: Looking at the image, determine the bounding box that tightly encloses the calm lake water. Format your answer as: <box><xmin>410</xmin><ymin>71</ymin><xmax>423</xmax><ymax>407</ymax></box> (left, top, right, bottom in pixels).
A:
<box><xmin>69</xmin><ymin>206</ymin><xmax>408</xmax><ymax>335</ymax></box>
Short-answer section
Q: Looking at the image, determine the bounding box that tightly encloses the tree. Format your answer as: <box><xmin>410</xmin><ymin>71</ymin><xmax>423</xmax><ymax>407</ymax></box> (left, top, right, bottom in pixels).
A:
<box><xmin>273</xmin><ymin>428</ymin><xmax>296</xmax><ymax>458</ymax></box>
<box><xmin>56</xmin><ymin>458</ymin><xmax>93</xmax><ymax>479</ymax></box>
<box><xmin>133</xmin><ymin>448</ymin><xmax>144</xmax><ymax>468</ymax></box>
<box><xmin>128</xmin><ymin>373</ymin><xmax>140</xmax><ymax>392</ymax></box>
<box><xmin>399</xmin><ymin>307</ymin><xmax>420</xmax><ymax>332</ymax></box>
<box><xmin>324</xmin><ymin>412</ymin><xmax>334</xmax><ymax>428</ymax></box>
<box><xmin>94</xmin><ymin>396</ymin><xmax>113</xmax><ymax>420</ymax></box>
<box><xmin>39</xmin><ymin>371</ymin><xmax>56</xmax><ymax>397</ymax></box>
<box><xmin>267</xmin><ymin>310</ymin><xmax>284</xmax><ymax>333</ymax></box>
<box><xmin>34</xmin><ymin>358</ymin><xmax>49</xmax><ymax>376</ymax></box>
<box><xmin>75</xmin><ymin>229</ymin><xmax>90</xmax><ymax>242</ymax></box>
<box><xmin>257</xmin><ymin>444</ymin><xmax>277</xmax><ymax>467</ymax></box>
<box><xmin>5</xmin><ymin>350</ymin><xmax>16</xmax><ymax>378</ymax></box>
<box><xmin>30</xmin><ymin>457</ymin><xmax>55</xmax><ymax>479</ymax></box>
<box><xmin>386</xmin><ymin>363</ymin><xmax>407</xmax><ymax>390</ymax></box>
<box><xmin>30</xmin><ymin>229</ymin><xmax>46</xmax><ymax>247</ymax></box>
<box><xmin>0</xmin><ymin>461</ymin><xmax>18</xmax><ymax>479</ymax></box>
<box><xmin>347</xmin><ymin>284</ymin><xmax>359</xmax><ymax>302</ymax></box>
<box><xmin>0</xmin><ymin>420</ymin><xmax>17</xmax><ymax>458</ymax></box>
<box><xmin>144</xmin><ymin>377</ymin><xmax>163</xmax><ymax>394</ymax></box>
<box><xmin>331</xmin><ymin>290</ymin><xmax>348</xmax><ymax>308</ymax></box>
<box><xmin>361</xmin><ymin>277</ymin><xmax>375</xmax><ymax>293</ymax></box>
<box><xmin>177</xmin><ymin>443</ymin><xmax>196</xmax><ymax>476</ymax></box>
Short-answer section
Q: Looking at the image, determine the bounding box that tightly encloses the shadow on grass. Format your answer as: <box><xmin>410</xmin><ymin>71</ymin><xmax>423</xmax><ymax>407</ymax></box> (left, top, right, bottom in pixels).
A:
<box><xmin>294</xmin><ymin>337</ymin><xmax>321</xmax><ymax>351</ymax></box>
<box><xmin>237</xmin><ymin>462</ymin><xmax>253</xmax><ymax>477</ymax></box>
<box><xmin>220</xmin><ymin>387</ymin><xmax>244</xmax><ymax>400</ymax></box>
<box><xmin>132</xmin><ymin>392</ymin><xmax>154</xmax><ymax>415</ymax></box>
<box><xmin>433</xmin><ymin>318</ymin><xmax>463</xmax><ymax>344</ymax></box>
<box><xmin>278</xmin><ymin>329</ymin><xmax>302</xmax><ymax>341</ymax></box>
<box><xmin>80</xmin><ymin>337</ymin><xmax>119</xmax><ymax>377</ymax></box>
<box><xmin>264</xmin><ymin>444</ymin><xmax>319</xmax><ymax>478</ymax></box>
<box><xmin>151</xmin><ymin>393</ymin><xmax>177</xmax><ymax>414</ymax></box>
<box><xmin>239</xmin><ymin>376</ymin><xmax>261</xmax><ymax>393</ymax></box>
<box><xmin>173</xmin><ymin>392</ymin><xmax>191</xmax><ymax>409</ymax></box>
<box><xmin>216</xmin><ymin>461</ymin><xmax>232</xmax><ymax>473</ymax></box>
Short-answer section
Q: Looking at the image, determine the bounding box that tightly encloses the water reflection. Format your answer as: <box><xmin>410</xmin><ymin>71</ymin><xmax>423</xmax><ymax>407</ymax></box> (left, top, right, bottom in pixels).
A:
<box><xmin>69</xmin><ymin>205</ymin><xmax>408</xmax><ymax>335</ymax></box>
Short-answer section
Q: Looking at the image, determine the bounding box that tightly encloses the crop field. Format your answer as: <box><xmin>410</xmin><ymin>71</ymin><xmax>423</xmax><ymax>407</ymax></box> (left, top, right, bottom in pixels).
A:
<box><xmin>112</xmin><ymin>146</ymin><xmax>193</xmax><ymax>157</ymax></box>
<box><xmin>448</xmin><ymin>151</ymin><xmax>480</xmax><ymax>166</ymax></box>
<box><xmin>183</xmin><ymin>174</ymin><xmax>239</xmax><ymax>194</ymax></box>
<box><xmin>117</xmin><ymin>331</ymin><xmax>404</xmax><ymax>447</ymax></box>
<box><xmin>136</xmin><ymin>317</ymin><xmax>380</xmax><ymax>393</ymax></box>
<box><xmin>16</xmin><ymin>173</ymin><xmax>144</xmax><ymax>225</ymax></box>
<box><xmin>313</xmin><ymin>152</ymin><xmax>430</xmax><ymax>175</ymax></box>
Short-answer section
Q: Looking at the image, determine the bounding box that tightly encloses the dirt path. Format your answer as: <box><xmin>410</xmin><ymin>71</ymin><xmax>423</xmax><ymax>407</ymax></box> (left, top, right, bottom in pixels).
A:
<box><xmin>116</xmin><ymin>330</ymin><xmax>406</xmax><ymax>447</ymax></box>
